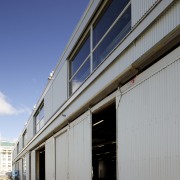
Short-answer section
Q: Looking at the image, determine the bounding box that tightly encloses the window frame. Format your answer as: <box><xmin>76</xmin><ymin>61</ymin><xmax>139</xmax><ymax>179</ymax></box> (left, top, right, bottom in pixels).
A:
<box><xmin>68</xmin><ymin>31</ymin><xmax>91</xmax><ymax>95</ymax></box>
<box><xmin>23</xmin><ymin>130</ymin><xmax>27</xmax><ymax>148</ymax></box>
<box><xmin>68</xmin><ymin>0</ymin><xmax>131</xmax><ymax>96</ymax></box>
<box><xmin>34</xmin><ymin>102</ymin><xmax>44</xmax><ymax>134</ymax></box>
<box><xmin>17</xmin><ymin>142</ymin><xmax>19</xmax><ymax>155</ymax></box>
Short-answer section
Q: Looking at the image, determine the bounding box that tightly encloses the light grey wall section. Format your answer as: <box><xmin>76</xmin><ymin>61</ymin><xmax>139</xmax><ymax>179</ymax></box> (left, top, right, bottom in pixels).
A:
<box><xmin>55</xmin><ymin>129</ymin><xmax>68</xmax><ymax>179</ymax></box>
<box><xmin>117</xmin><ymin>48</ymin><xmax>180</xmax><ymax>180</ymax></box>
<box><xmin>44</xmin><ymin>62</ymin><xmax>68</xmax><ymax>124</ymax></box>
<box><xmin>27</xmin><ymin>117</ymin><xmax>34</xmax><ymax>143</ymax></box>
<box><xmin>45</xmin><ymin>137</ymin><xmax>55</xmax><ymax>180</ymax></box>
<box><xmin>132</xmin><ymin>0</ymin><xmax>160</xmax><ymax>26</ymax></box>
<box><xmin>13</xmin><ymin>147</ymin><xmax>17</xmax><ymax>159</ymax></box>
<box><xmin>132</xmin><ymin>0</ymin><xmax>180</xmax><ymax>64</ymax></box>
<box><xmin>12</xmin><ymin>164</ymin><xmax>15</xmax><ymax>171</ymax></box>
<box><xmin>44</xmin><ymin>85</ymin><xmax>53</xmax><ymax>124</ymax></box>
<box><xmin>52</xmin><ymin>61</ymin><xmax>68</xmax><ymax>114</ymax></box>
<box><xmin>68</xmin><ymin>112</ymin><xmax>91</xmax><ymax>180</ymax></box>
<box><xmin>54</xmin><ymin>0</ymin><xmax>179</xmax><ymax>128</ymax></box>
<box><xmin>53</xmin><ymin>0</ymin><xmax>101</xmax><ymax>75</ymax></box>
<box><xmin>13</xmin><ymin>0</ymin><xmax>179</xmax><ymax>165</ymax></box>
<box><xmin>15</xmin><ymin>161</ymin><xmax>19</xmax><ymax>171</ymax></box>
<box><xmin>26</xmin><ymin>153</ymin><xmax>30</xmax><ymax>180</ymax></box>
<box><xmin>19</xmin><ymin>159</ymin><xmax>23</xmax><ymax>180</ymax></box>
<box><xmin>31</xmin><ymin>150</ymin><xmax>36</xmax><ymax>180</ymax></box>
<box><xmin>19</xmin><ymin>136</ymin><xmax>23</xmax><ymax>152</ymax></box>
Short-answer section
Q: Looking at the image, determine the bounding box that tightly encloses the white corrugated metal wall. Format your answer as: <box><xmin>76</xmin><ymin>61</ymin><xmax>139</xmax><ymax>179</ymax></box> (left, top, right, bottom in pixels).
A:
<box><xmin>132</xmin><ymin>0</ymin><xmax>160</xmax><ymax>26</ymax></box>
<box><xmin>133</xmin><ymin>0</ymin><xmax>180</xmax><ymax>61</ymax></box>
<box><xmin>68</xmin><ymin>112</ymin><xmax>91</xmax><ymax>180</ymax></box>
<box><xmin>55</xmin><ymin>111</ymin><xmax>91</xmax><ymax>180</ymax></box>
<box><xmin>117</xmin><ymin>46</ymin><xmax>180</xmax><ymax>180</ymax></box>
<box><xmin>45</xmin><ymin>138</ymin><xmax>55</xmax><ymax>180</ymax></box>
<box><xmin>25</xmin><ymin>153</ymin><xmax>30</xmax><ymax>180</ymax></box>
<box><xmin>55</xmin><ymin>129</ymin><xmax>68</xmax><ymax>179</ymax></box>
<box><xmin>30</xmin><ymin>150</ymin><xmax>36</xmax><ymax>180</ymax></box>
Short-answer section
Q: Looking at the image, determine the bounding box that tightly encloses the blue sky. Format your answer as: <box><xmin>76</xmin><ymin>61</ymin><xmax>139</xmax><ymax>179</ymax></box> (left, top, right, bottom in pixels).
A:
<box><xmin>0</xmin><ymin>0</ymin><xmax>89</xmax><ymax>142</ymax></box>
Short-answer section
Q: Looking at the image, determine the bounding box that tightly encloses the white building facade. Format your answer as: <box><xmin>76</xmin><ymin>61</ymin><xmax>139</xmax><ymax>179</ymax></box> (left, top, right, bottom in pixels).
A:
<box><xmin>13</xmin><ymin>0</ymin><xmax>180</xmax><ymax>180</ymax></box>
<box><xmin>0</xmin><ymin>141</ymin><xmax>14</xmax><ymax>176</ymax></box>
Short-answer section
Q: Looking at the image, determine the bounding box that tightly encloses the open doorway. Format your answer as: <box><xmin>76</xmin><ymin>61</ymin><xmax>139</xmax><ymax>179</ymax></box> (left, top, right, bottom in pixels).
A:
<box><xmin>37</xmin><ymin>147</ymin><xmax>45</xmax><ymax>180</ymax></box>
<box><xmin>92</xmin><ymin>103</ymin><xmax>116</xmax><ymax>180</ymax></box>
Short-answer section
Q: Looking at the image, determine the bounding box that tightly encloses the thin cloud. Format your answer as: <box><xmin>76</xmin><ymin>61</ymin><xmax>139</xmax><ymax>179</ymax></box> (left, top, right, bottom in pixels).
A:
<box><xmin>0</xmin><ymin>91</ymin><xmax>31</xmax><ymax>116</ymax></box>
<box><xmin>0</xmin><ymin>134</ymin><xmax>17</xmax><ymax>143</ymax></box>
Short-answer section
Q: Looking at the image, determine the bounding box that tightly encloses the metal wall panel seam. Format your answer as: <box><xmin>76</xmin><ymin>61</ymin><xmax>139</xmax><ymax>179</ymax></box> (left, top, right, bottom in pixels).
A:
<box><xmin>91</xmin><ymin>90</ymin><xmax>117</xmax><ymax>113</ymax></box>
<box><xmin>87</xmin><ymin>109</ymin><xmax>92</xmax><ymax>179</ymax></box>
<box><xmin>116</xmin><ymin>87</ymin><xmax>123</xmax><ymax>110</ymax></box>
<box><xmin>132</xmin><ymin>0</ymin><xmax>161</xmax><ymax>27</ymax></box>
<box><xmin>69</xmin><ymin>111</ymin><xmax>88</xmax><ymax>128</ymax></box>
<box><xmin>121</xmin><ymin>46</ymin><xmax>180</xmax><ymax>95</ymax></box>
<box><xmin>116</xmin><ymin>87</ymin><xmax>123</xmax><ymax>180</ymax></box>
<box><xmin>53</xmin><ymin>126</ymin><xmax>68</xmax><ymax>138</ymax></box>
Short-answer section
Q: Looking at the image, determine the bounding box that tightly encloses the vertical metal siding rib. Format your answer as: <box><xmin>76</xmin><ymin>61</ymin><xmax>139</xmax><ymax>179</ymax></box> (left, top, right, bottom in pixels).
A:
<box><xmin>117</xmin><ymin>52</ymin><xmax>180</xmax><ymax>180</ymax></box>
<box><xmin>45</xmin><ymin>139</ymin><xmax>55</xmax><ymax>180</ymax></box>
<box><xmin>132</xmin><ymin>0</ymin><xmax>160</xmax><ymax>26</ymax></box>
<box><xmin>55</xmin><ymin>131</ymin><xmax>68</xmax><ymax>179</ymax></box>
<box><xmin>68</xmin><ymin>115</ymin><xmax>91</xmax><ymax>180</ymax></box>
<box><xmin>133</xmin><ymin>0</ymin><xmax>180</xmax><ymax>62</ymax></box>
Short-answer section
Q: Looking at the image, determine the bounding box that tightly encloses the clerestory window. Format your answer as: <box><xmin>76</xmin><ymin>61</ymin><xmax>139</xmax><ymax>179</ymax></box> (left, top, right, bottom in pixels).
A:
<box><xmin>35</xmin><ymin>102</ymin><xmax>44</xmax><ymax>133</ymax></box>
<box><xmin>69</xmin><ymin>0</ymin><xmax>131</xmax><ymax>95</ymax></box>
<box><xmin>69</xmin><ymin>34</ymin><xmax>91</xmax><ymax>94</ymax></box>
<box><xmin>23</xmin><ymin>130</ymin><xmax>27</xmax><ymax>147</ymax></box>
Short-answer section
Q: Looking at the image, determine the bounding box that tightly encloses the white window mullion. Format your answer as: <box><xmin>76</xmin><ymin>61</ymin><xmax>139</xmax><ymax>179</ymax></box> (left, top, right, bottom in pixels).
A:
<box><xmin>90</xmin><ymin>25</ymin><xmax>93</xmax><ymax>73</ymax></box>
<box><xmin>69</xmin><ymin>55</ymin><xmax>91</xmax><ymax>82</ymax></box>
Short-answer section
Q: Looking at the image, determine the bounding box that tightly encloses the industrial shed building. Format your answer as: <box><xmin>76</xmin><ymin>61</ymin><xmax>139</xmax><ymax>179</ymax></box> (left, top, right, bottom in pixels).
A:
<box><xmin>13</xmin><ymin>0</ymin><xmax>180</xmax><ymax>179</ymax></box>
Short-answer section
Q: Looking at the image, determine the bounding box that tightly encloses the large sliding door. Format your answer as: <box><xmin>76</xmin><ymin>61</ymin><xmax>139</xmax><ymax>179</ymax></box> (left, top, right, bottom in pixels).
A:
<box><xmin>68</xmin><ymin>112</ymin><xmax>91</xmax><ymax>180</ymax></box>
<box><xmin>55</xmin><ymin>129</ymin><xmax>68</xmax><ymax>179</ymax></box>
<box><xmin>55</xmin><ymin>111</ymin><xmax>91</xmax><ymax>180</ymax></box>
<box><xmin>117</xmin><ymin>47</ymin><xmax>180</xmax><ymax>180</ymax></box>
<box><xmin>46</xmin><ymin>137</ymin><xmax>55</xmax><ymax>180</ymax></box>
<box><xmin>31</xmin><ymin>150</ymin><xmax>36</xmax><ymax>180</ymax></box>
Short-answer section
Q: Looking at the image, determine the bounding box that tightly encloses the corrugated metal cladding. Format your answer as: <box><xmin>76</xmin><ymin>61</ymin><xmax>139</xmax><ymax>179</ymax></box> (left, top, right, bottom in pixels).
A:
<box><xmin>25</xmin><ymin>153</ymin><xmax>30</xmax><ymax>180</ymax></box>
<box><xmin>31</xmin><ymin>151</ymin><xmax>36</xmax><ymax>180</ymax></box>
<box><xmin>69</xmin><ymin>114</ymin><xmax>91</xmax><ymax>180</ymax></box>
<box><xmin>45</xmin><ymin>138</ymin><xmax>55</xmax><ymax>180</ymax></box>
<box><xmin>117</xmin><ymin>48</ymin><xmax>180</xmax><ymax>180</ymax></box>
<box><xmin>107</xmin><ymin>0</ymin><xmax>179</xmax><ymax>88</ymax></box>
<box><xmin>133</xmin><ymin>0</ymin><xmax>180</xmax><ymax>61</ymax></box>
<box><xmin>56</xmin><ymin>130</ymin><xmax>68</xmax><ymax>180</ymax></box>
<box><xmin>131</xmin><ymin>0</ymin><xmax>160</xmax><ymax>26</ymax></box>
<box><xmin>55</xmin><ymin>113</ymin><xmax>91</xmax><ymax>180</ymax></box>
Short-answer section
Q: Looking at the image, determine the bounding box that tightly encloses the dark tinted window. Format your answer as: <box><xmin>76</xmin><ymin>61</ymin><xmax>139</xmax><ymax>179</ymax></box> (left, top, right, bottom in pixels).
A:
<box><xmin>70</xmin><ymin>58</ymin><xmax>90</xmax><ymax>94</ymax></box>
<box><xmin>93</xmin><ymin>5</ymin><xmax>131</xmax><ymax>69</ymax></box>
<box><xmin>93</xmin><ymin>0</ymin><xmax>129</xmax><ymax>47</ymax></box>
<box><xmin>70</xmin><ymin>35</ymin><xmax>90</xmax><ymax>77</ymax></box>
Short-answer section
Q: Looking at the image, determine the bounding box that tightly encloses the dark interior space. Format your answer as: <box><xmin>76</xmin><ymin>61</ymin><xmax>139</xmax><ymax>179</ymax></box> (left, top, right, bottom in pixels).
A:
<box><xmin>92</xmin><ymin>103</ymin><xmax>116</xmax><ymax>180</ymax></box>
<box><xmin>38</xmin><ymin>147</ymin><xmax>45</xmax><ymax>180</ymax></box>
